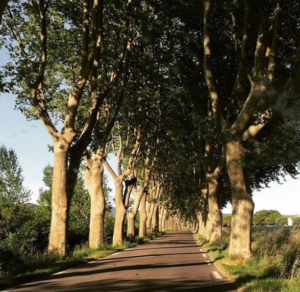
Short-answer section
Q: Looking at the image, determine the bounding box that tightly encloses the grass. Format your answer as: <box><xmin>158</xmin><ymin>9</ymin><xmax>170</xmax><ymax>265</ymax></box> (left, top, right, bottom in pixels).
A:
<box><xmin>195</xmin><ymin>227</ymin><xmax>300</xmax><ymax>292</ymax></box>
<box><xmin>0</xmin><ymin>231</ymin><xmax>164</xmax><ymax>290</ymax></box>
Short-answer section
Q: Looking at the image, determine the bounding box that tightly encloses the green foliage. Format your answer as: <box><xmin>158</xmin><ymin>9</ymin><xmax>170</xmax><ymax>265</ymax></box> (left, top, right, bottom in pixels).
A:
<box><xmin>0</xmin><ymin>145</ymin><xmax>31</xmax><ymax>202</ymax></box>
<box><xmin>253</xmin><ymin>210</ymin><xmax>282</xmax><ymax>226</ymax></box>
<box><xmin>205</xmin><ymin>227</ymin><xmax>300</xmax><ymax>291</ymax></box>
<box><xmin>292</xmin><ymin>217</ymin><xmax>300</xmax><ymax>227</ymax></box>
<box><xmin>276</xmin><ymin>216</ymin><xmax>288</xmax><ymax>226</ymax></box>
<box><xmin>223</xmin><ymin>215</ymin><xmax>232</xmax><ymax>227</ymax></box>
<box><xmin>38</xmin><ymin>164</ymin><xmax>113</xmax><ymax>246</ymax></box>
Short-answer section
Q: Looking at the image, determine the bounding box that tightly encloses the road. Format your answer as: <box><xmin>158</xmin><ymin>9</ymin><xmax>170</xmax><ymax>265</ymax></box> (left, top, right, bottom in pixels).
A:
<box><xmin>6</xmin><ymin>231</ymin><xmax>237</xmax><ymax>292</ymax></box>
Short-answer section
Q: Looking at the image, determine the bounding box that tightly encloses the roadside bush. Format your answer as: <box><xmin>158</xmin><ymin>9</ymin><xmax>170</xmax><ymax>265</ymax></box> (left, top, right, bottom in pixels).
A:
<box><xmin>200</xmin><ymin>227</ymin><xmax>300</xmax><ymax>291</ymax></box>
<box><xmin>276</xmin><ymin>216</ymin><xmax>288</xmax><ymax>226</ymax></box>
<box><xmin>293</xmin><ymin>217</ymin><xmax>300</xmax><ymax>227</ymax></box>
<box><xmin>253</xmin><ymin>228</ymin><xmax>300</xmax><ymax>278</ymax></box>
<box><xmin>0</xmin><ymin>235</ymin><xmax>24</xmax><ymax>272</ymax></box>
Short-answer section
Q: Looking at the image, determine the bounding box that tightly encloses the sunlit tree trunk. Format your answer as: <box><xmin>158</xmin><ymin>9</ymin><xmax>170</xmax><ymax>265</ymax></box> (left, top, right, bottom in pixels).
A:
<box><xmin>162</xmin><ymin>208</ymin><xmax>168</xmax><ymax>231</ymax></box>
<box><xmin>127</xmin><ymin>211</ymin><xmax>136</xmax><ymax>240</ymax></box>
<box><xmin>146</xmin><ymin>201</ymin><xmax>154</xmax><ymax>233</ymax></box>
<box><xmin>197</xmin><ymin>188</ymin><xmax>209</xmax><ymax>239</ymax></box>
<box><xmin>103</xmin><ymin>159</ymin><xmax>129</xmax><ymax>246</ymax></box>
<box><xmin>84</xmin><ymin>145</ymin><xmax>106</xmax><ymax>249</ymax></box>
<box><xmin>113</xmin><ymin>177</ymin><xmax>126</xmax><ymax>246</ymax></box>
<box><xmin>139</xmin><ymin>191</ymin><xmax>147</xmax><ymax>237</ymax></box>
<box><xmin>226</xmin><ymin>140</ymin><xmax>254</xmax><ymax>258</ymax></box>
<box><xmin>48</xmin><ymin>140</ymin><xmax>69</xmax><ymax>255</ymax></box>
<box><xmin>151</xmin><ymin>203</ymin><xmax>158</xmax><ymax>232</ymax></box>
<box><xmin>207</xmin><ymin>174</ymin><xmax>222</xmax><ymax>243</ymax></box>
<box><xmin>158</xmin><ymin>205</ymin><xmax>163</xmax><ymax>232</ymax></box>
<box><xmin>126</xmin><ymin>166</ymin><xmax>152</xmax><ymax>238</ymax></box>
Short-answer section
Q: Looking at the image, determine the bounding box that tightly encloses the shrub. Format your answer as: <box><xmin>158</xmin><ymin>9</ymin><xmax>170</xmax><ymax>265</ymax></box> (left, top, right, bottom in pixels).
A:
<box><xmin>292</xmin><ymin>217</ymin><xmax>300</xmax><ymax>227</ymax></box>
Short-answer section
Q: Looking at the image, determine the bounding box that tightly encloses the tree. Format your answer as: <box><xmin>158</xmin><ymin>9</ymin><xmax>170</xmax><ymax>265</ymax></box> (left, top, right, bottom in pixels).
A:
<box><xmin>292</xmin><ymin>217</ymin><xmax>300</xmax><ymax>227</ymax></box>
<box><xmin>253</xmin><ymin>210</ymin><xmax>281</xmax><ymax>226</ymax></box>
<box><xmin>0</xmin><ymin>145</ymin><xmax>31</xmax><ymax>202</ymax></box>
<box><xmin>38</xmin><ymin>164</ymin><xmax>111</xmax><ymax>247</ymax></box>
<box><xmin>275</xmin><ymin>216</ymin><xmax>287</xmax><ymax>226</ymax></box>
<box><xmin>201</xmin><ymin>0</ymin><xmax>300</xmax><ymax>257</ymax></box>
<box><xmin>0</xmin><ymin>0</ymin><xmax>9</xmax><ymax>23</ymax></box>
<box><xmin>1</xmin><ymin>0</ymin><xmax>133</xmax><ymax>254</ymax></box>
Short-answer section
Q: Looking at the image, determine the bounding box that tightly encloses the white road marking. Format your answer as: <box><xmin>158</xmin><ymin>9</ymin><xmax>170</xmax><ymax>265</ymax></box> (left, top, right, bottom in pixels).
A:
<box><xmin>199</xmin><ymin>248</ymin><xmax>203</xmax><ymax>251</ymax></box>
<box><xmin>52</xmin><ymin>268</ymin><xmax>73</xmax><ymax>276</ymax></box>
<box><xmin>212</xmin><ymin>271</ymin><xmax>222</xmax><ymax>279</ymax></box>
<box><xmin>202</xmin><ymin>254</ymin><xmax>207</xmax><ymax>258</ymax></box>
<box><xmin>126</xmin><ymin>248</ymin><xmax>132</xmax><ymax>251</ymax></box>
<box><xmin>1</xmin><ymin>289</ymin><xmax>15</xmax><ymax>292</ymax></box>
<box><xmin>206</xmin><ymin>260</ymin><xmax>212</xmax><ymax>266</ymax></box>
<box><xmin>111</xmin><ymin>252</ymin><xmax>120</xmax><ymax>256</ymax></box>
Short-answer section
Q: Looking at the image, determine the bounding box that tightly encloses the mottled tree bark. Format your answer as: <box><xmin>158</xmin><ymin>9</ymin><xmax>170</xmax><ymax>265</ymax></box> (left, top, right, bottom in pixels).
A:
<box><xmin>162</xmin><ymin>208</ymin><xmax>168</xmax><ymax>231</ymax></box>
<box><xmin>146</xmin><ymin>201</ymin><xmax>154</xmax><ymax>233</ymax></box>
<box><xmin>112</xmin><ymin>176</ymin><xmax>126</xmax><ymax>246</ymax></box>
<box><xmin>226</xmin><ymin>140</ymin><xmax>254</xmax><ymax>258</ymax></box>
<box><xmin>207</xmin><ymin>174</ymin><xmax>222</xmax><ymax>243</ymax></box>
<box><xmin>151</xmin><ymin>203</ymin><xmax>159</xmax><ymax>232</ymax></box>
<box><xmin>48</xmin><ymin>140</ymin><xmax>69</xmax><ymax>255</ymax></box>
<box><xmin>138</xmin><ymin>191</ymin><xmax>147</xmax><ymax>237</ymax></box>
<box><xmin>197</xmin><ymin>188</ymin><xmax>209</xmax><ymax>239</ymax></box>
<box><xmin>158</xmin><ymin>205</ymin><xmax>163</xmax><ymax>232</ymax></box>
<box><xmin>84</xmin><ymin>146</ymin><xmax>106</xmax><ymax>249</ymax></box>
<box><xmin>103</xmin><ymin>160</ymin><xmax>128</xmax><ymax>246</ymax></box>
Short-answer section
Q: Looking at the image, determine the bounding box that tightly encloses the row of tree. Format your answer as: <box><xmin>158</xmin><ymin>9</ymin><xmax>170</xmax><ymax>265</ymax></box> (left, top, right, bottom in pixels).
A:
<box><xmin>1</xmin><ymin>0</ymin><xmax>300</xmax><ymax>259</ymax></box>
<box><xmin>0</xmin><ymin>145</ymin><xmax>114</xmax><ymax>261</ymax></box>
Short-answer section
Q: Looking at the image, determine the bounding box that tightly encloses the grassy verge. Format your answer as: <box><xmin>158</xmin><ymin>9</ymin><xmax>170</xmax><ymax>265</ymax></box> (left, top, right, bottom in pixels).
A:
<box><xmin>0</xmin><ymin>232</ymin><xmax>164</xmax><ymax>290</ymax></box>
<box><xmin>195</xmin><ymin>227</ymin><xmax>300</xmax><ymax>292</ymax></box>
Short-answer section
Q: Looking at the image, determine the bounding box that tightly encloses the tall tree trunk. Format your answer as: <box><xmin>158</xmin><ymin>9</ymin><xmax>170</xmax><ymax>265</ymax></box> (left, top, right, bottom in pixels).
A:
<box><xmin>146</xmin><ymin>201</ymin><xmax>154</xmax><ymax>234</ymax></box>
<box><xmin>159</xmin><ymin>205</ymin><xmax>164</xmax><ymax>232</ymax></box>
<box><xmin>197</xmin><ymin>212</ymin><xmax>202</xmax><ymax>234</ymax></box>
<box><xmin>138</xmin><ymin>191</ymin><xmax>147</xmax><ymax>237</ymax></box>
<box><xmin>207</xmin><ymin>174</ymin><xmax>222</xmax><ymax>243</ymax></box>
<box><xmin>162</xmin><ymin>208</ymin><xmax>168</xmax><ymax>231</ymax></box>
<box><xmin>113</xmin><ymin>178</ymin><xmax>126</xmax><ymax>246</ymax></box>
<box><xmin>151</xmin><ymin>203</ymin><xmax>158</xmax><ymax>232</ymax></box>
<box><xmin>48</xmin><ymin>140</ymin><xmax>69</xmax><ymax>255</ymax></box>
<box><xmin>226</xmin><ymin>140</ymin><xmax>254</xmax><ymax>258</ymax></box>
<box><xmin>84</xmin><ymin>146</ymin><xmax>106</xmax><ymax>249</ymax></box>
<box><xmin>198</xmin><ymin>188</ymin><xmax>209</xmax><ymax>239</ymax></box>
<box><xmin>126</xmin><ymin>175</ymin><xmax>151</xmax><ymax>238</ymax></box>
<box><xmin>127</xmin><ymin>212</ymin><xmax>136</xmax><ymax>240</ymax></box>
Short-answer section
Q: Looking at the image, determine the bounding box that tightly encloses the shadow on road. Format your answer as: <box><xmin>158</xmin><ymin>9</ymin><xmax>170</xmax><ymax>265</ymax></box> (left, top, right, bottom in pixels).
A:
<box><xmin>18</xmin><ymin>278</ymin><xmax>236</xmax><ymax>292</ymax></box>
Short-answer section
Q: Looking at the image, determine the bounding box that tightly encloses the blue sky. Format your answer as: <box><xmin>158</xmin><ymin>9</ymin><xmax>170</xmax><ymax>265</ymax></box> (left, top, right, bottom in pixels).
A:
<box><xmin>0</xmin><ymin>93</ymin><xmax>299</xmax><ymax>215</ymax></box>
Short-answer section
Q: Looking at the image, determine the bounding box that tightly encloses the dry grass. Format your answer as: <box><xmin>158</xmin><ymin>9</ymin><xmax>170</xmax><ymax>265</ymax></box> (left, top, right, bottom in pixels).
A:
<box><xmin>195</xmin><ymin>227</ymin><xmax>300</xmax><ymax>292</ymax></box>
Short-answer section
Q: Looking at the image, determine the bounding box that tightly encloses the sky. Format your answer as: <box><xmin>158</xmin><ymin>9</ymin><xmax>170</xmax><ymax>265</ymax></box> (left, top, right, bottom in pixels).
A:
<box><xmin>0</xmin><ymin>93</ymin><xmax>300</xmax><ymax>215</ymax></box>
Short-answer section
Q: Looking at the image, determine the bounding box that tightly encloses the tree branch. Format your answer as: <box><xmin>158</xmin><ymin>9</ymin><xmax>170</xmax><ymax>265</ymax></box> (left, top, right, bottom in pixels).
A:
<box><xmin>231</xmin><ymin>4</ymin><xmax>253</xmax><ymax>109</ymax></box>
<box><xmin>4</xmin><ymin>7</ymin><xmax>28</xmax><ymax>59</ymax></box>
<box><xmin>267</xmin><ymin>3</ymin><xmax>282</xmax><ymax>82</ymax></box>
<box><xmin>103</xmin><ymin>158</ymin><xmax>117</xmax><ymax>181</ymax></box>
<box><xmin>81</xmin><ymin>0</ymin><xmax>90</xmax><ymax>69</ymax></box>
<box><xmin>203</xmin><ymin>0</ymin><xmax>221</xmax><ymax>130</ymax></box>
<box><xmin>63</xmin><ymin>0</ymin><xmax>102</xmax><ymax>139</ymax></box>
<box><xmin>253</xmin><ymin>16</ymin><xmax>268</xmax><ymax>80</ymax></box>
<box><xmin>242</xmin><ymin>108</ymin><xmax>272</xmax><ymax>141</ymax></box>
<box><xmin>0</xmin><ymin>0</ymin><xmax>9</xmax><ymax>23</ymax></box>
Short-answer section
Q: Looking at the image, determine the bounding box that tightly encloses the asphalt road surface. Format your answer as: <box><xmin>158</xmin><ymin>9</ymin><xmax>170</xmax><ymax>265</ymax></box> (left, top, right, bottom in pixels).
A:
<box><xmin>5</xmin><ymin>230</ymin><xmax>238</xmax><ymax>292</ymax></box>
